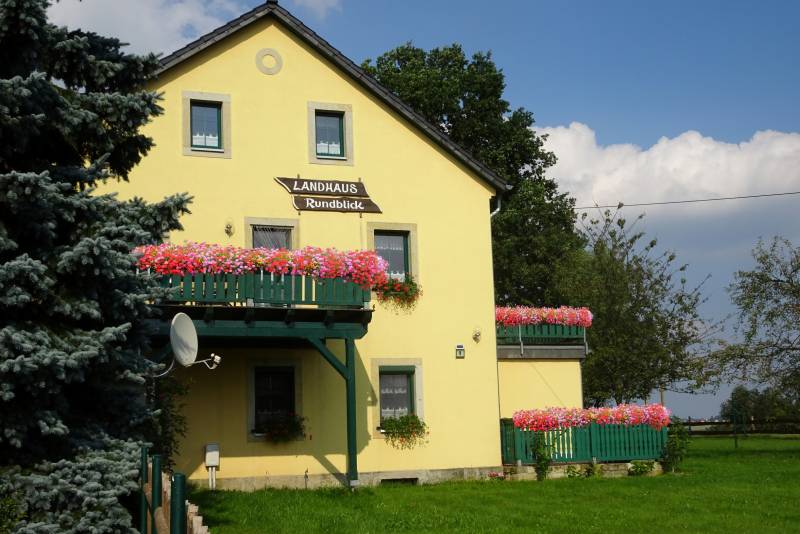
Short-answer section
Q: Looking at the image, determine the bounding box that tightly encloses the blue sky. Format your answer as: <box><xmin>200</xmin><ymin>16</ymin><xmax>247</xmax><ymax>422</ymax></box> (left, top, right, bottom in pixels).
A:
<box><xmin>294</xmin><ymin>0</ymin><xmax>800</xmax><ymax>147</ymax></box>
<box><xmin>50</xmin><ymin>0</ymin><xmax>800</xmax><ymax>417</ymax></box>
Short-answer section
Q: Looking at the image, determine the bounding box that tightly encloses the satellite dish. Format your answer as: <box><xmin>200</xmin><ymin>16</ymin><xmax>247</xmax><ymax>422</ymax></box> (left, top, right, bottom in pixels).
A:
<box><xmin>170</xmin><ymin>312</ymin><xmax>198</xmax><ymax>367</ymax></box>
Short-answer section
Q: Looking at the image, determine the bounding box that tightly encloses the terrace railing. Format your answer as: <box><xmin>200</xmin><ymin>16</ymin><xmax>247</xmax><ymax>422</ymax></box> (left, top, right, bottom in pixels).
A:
<box><xmin>500</xmin><ymin>419</ymin><xmax>667</xmax><ymax>464</ymax></box>
<box><xmin>496</xmin><ymin>324</ymin><xmax>585</xmax><ymax>345</ymax></box>
<box><xmin>156</xmin><ymin>273</ymin><xmax>371</xmax><ymax>309</ymax></box>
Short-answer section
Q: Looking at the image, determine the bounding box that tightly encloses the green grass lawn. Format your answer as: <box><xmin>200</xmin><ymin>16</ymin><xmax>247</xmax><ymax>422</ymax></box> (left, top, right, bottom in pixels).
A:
<box><xmin>190</xmin><ymin>436</ymin><xmax>800</xmax><ymax>533</ymax></box>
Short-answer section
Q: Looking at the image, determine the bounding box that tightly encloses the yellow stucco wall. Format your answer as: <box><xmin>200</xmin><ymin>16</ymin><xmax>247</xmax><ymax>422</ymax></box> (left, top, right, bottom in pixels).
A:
<box><xmin>102</xmin><ymin>17</ymin><xmax>504</xmax><ymax>482</ymax></box>
<box><xmin>497</xmin><ymin>360</ymin><xmax>584</xmax><ymax>418</ymax></box>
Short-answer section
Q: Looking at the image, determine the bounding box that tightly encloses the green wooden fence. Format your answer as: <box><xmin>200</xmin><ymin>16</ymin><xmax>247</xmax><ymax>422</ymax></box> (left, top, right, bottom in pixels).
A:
<box><xmin>496</xmin><ymin>324</ymin><xmax>585</xmax><ymax>345</ymax></box>
<box><xmin>500</xmin><ymin>419</ymin><xmax>668</xmax><ymax>464</ymax></box>
<box><xmin>157</xmin><ymin>273</ymin><xmax>371</xmax><ymax>308</ymax></box>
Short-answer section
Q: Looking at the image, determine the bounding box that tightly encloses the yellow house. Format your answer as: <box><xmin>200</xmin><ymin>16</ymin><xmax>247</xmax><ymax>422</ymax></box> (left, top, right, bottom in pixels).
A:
<box><xmin>108</xmin><ymin>1</ymin><xmax>585</xmax><ymax>488</ymax></box>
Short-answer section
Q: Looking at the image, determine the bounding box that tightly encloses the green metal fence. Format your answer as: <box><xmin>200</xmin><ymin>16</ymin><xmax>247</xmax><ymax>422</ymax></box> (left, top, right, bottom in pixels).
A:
<box><xmin>139</xmin><ymin>446</ymin><xmax>187</xmax><ymax>534</ymax></box>
<box><xmin>500</xmin><ymin>419</ymin><xmax>668</xmax><ymax>464</ymax></box>
<box><xmin>157</xmin><ymin>273</ymin><xmax>371</xmax><ymax>308</ymax></box>
<box><xmin>496</xmin><ymin>324</ymin><xmax>585</xmax><ymax>345</ymax></box>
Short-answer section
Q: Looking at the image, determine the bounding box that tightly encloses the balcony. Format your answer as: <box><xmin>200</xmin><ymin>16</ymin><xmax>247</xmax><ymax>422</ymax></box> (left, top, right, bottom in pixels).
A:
<box><xmin>496</xmin><ymin>324</ymin><xmax>585</xmax><ymax>345</ymax></box>
<box><xmin>157</xmin><ymin>272</ymin><xmax>371</xmax><ymax>309</ymax></box>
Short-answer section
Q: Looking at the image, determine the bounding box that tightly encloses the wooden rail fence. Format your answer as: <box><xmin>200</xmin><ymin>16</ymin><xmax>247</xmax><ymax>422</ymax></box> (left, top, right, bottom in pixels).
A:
<box><xmin>157</xmin><ymin>273</ymin><xmax>370</xmax><ymax>309</ymax></box>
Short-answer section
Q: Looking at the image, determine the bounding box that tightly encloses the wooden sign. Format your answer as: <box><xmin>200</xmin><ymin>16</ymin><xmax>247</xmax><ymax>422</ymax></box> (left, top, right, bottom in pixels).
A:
<box><xmin>275</xmin><ymin>177</ymin><xmax>369</xmax><ymax>198</ymax></box>
<box><xmin>292</xmin><ymin>195</ymin><xmax>382</xmax><ymax>213</ymax></box>
<box><xmin>276</xmin><ymin>176</ymin><xmax>382</xmax><ymax>213</ymax></box>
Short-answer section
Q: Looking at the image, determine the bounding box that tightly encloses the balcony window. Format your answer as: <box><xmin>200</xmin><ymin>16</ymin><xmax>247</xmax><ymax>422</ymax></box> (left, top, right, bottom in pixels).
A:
<box><xmin>252</xmin><ymin>224</ymin><xmax>292</xmax><ymax>249</ymax></box>
<box><xmin>375</xmin><ymin>231</ymin><xmax>409</xmax><ymax>279</ymax></box>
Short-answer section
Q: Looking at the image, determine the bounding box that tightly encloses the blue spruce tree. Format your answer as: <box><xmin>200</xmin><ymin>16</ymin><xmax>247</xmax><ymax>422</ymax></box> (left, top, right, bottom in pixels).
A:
<box><xmin>0</xmin><ymin>1</ymin><xmax>191</xmax><ymax>530</ymax></box>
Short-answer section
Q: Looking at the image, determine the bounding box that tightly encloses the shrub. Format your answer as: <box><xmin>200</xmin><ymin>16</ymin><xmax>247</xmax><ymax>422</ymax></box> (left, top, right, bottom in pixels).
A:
<box><xmin>565</xmin><ymin>465</ymin><xmax>582</xmax><ymax>479</ymax></box>
<box><xmin>584</xmin><ymin>461</ymin><xmax>603</xmax><ymax>478</ymax></box>
<box><xmin>0</xmin><ymin>491</ymin><xmax>24</xmax><ymax>534</ymax></box>
<box><xmin>628</xmin><ymin>460</ymin><xmax>655</xmax><ymax>476</ymax></box>
<box><xmin>382</xmin><ymin>415</ymin><xmax>429</xmax><ymax>449</ymax></box>
<box><xmin>662</xmin><ymin>418</ymin><xmax>690</xmax><ymax>472</ymax></box>
<box><xmin>532</xmin><ymin>433</ymin><xmax>553</xmax><ymax>481</ymax></box>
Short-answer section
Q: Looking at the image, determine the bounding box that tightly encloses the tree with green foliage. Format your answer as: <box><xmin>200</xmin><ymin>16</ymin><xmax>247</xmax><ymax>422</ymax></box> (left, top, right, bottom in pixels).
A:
<box><xmin>362</xmin><ymin>43</ymin><xmax>581</xmax><ymax>305</ymax></box>
<box><xmin>553</xmin><ymin>210</ymin><xmax>716</xmax><ymax>406</ymax></box>
<box><xmin>714</xmin><ymin>237</ymin><xmax>800</xmax><ymax>397</ymax></box>
<box><xmin>719</xmin><ymin>385</ymin><xmax>798</xmax><ymax>422</ymax></box>
<box><xmin>0</xmin><ymin>1</ymin><xmax>190</xmax><ymax>531</ymax></box>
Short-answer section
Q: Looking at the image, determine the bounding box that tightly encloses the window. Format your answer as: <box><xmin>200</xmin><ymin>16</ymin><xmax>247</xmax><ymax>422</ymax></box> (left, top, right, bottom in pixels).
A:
<box><xmin>253</xmin><ymin>366</ymin><xmax>295</xmax><ymax>432</ymax></box>
<box><xmin>307</xmin><ymin>102</ymin><xmax>353</xmax><ymax>165</ymax></box>
<box><xmin>379</xmin><ymin>366</ymin><xmax>415</xmax><ymax>421</ymax></box>
<box><xmin>252</xmin><ymin>225</ymin><xmax>292</xmax><ymax>249</ymax></box>
<box><xmin>182</xmin><ymin>91</ymin><xmax>230</xmax><ymax>158</ymax></box>
<box><xmin>315</xmin><ymin>111</ymin><xmax>345</xmax><ymax>157</ymax></box>
<box><xmin>375</xmin><ymin>231</ymin><xmax>409</xmax><ymax>279</ymax></box>
<box><xmin>190</xmin><ymin>101</ymin><xmax>222</xmax><ymax>149</ymax></box>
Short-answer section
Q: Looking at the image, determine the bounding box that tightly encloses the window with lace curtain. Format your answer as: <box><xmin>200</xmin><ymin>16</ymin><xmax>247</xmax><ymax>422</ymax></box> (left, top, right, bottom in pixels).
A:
<box><xmin>374</xmin><ymin>231</ymin><xmax>409</xmax><ymax>280</ymax></box>
<box><xmin>379</xmin><ymin>366</ymin><xmax>415</xmax><ymax>421</ymax></box>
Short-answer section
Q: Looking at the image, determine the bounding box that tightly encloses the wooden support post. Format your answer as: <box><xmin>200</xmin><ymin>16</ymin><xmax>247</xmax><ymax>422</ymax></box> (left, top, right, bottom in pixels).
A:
<box><xmin>345</xmin><ymin>337</ymin><xmax>359</xmax><ymax>486</ymax></box>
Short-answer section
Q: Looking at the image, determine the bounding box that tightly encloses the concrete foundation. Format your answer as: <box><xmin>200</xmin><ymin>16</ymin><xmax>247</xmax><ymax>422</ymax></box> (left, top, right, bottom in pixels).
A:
<box><xmin>192</xmin><ymin>465</ymin><xmax>505</xmax><ymax>490</ymax></box>
<box><xmin>506</xmin><ymin>461</ymin><xmax>664</xmax><ymax>481</ymax></box>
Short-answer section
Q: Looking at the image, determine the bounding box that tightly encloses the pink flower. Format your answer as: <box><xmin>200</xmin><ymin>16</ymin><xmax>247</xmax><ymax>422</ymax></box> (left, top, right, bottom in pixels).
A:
<box><xmin>496</xmin><ymin>306</ymin><xmax>593</xmax><ymax>328</ymax></box>
<box><xmin>134</xmin><ymin>242</ymin><xmax>391</xmax><ymax>288</ymax></box>
<box><xmin>512</xmin><ymin>404</ymin><xmax>670</xmax><ymax>431</ymax></box>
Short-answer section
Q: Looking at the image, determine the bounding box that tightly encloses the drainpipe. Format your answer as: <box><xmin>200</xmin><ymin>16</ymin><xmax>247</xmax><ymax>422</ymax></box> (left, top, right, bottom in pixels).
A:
<box><xmin>490</xmin><ymin>196</ymin><xmax>502</xmax><ymax>218</ymax></box>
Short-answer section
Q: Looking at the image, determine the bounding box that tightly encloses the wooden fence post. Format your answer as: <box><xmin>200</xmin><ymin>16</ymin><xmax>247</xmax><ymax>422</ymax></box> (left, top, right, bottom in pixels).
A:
<box><xmin>151</xmin><ymin>455</ymin><xmax>162</xmax><ymax>534</ymax></box>
<box><xmin>170</xmin><ymin>473</ymin><xmax>187</xmax><ymax>534</ymax></box>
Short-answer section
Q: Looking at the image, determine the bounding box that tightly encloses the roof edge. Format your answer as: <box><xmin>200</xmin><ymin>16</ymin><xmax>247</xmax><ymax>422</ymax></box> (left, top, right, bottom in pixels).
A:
<box><xmin>156</xmin><ymin>2</ymin><xmax>509</xmax><ymax>193</ymax></box>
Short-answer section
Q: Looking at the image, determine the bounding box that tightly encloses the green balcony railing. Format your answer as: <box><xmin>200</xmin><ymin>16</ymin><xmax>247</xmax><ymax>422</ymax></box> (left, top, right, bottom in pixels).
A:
<box><xmin>157</xmin><ymin>273</ymin><xmax>371</xmax><ymax>309</ymax></box>
<box><xmin>496</xmin><ymin>324</ymin><xmax>585</xmax><ymax>345</ymax></box>
<box><xmin>500</xmin><ymin>419</ymin><xmax>668</xmax><ymax>464</ymax></box>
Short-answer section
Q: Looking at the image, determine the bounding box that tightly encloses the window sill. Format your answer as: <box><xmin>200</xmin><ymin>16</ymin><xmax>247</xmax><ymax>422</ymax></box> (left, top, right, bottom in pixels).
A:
<box><xmin>315</xmin><ymin>154</ymin><xmax>347</xmax><ymax>160</ymax></box>
<box><xmin>191</xmin><ymin>147</ymin><xmax>225</xmax><ymax>153</ymax></box>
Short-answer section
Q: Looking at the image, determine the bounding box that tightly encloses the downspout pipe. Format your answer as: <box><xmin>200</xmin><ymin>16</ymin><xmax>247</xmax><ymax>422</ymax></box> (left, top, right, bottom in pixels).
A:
<box><xmin>490</xmin><ymin>195</ymin><xmax>502</xmax><ymax>218</ymax></box>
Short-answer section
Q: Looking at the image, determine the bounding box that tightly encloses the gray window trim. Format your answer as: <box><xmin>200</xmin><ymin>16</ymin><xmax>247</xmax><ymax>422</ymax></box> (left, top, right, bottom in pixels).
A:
<box><xmin>182</xmin><ymin>91</ymin><xmax>232</xmax><ymax>159</ymax></box>
<box><xmin>369</xmin><ymin>357</ymin><xmax>423</xmax><ymax>440</ymax></box>
<box><xmin>244</xmin><ymin>217</ymin><xmax>300</xmax><ymax>249</ymax></box>
<box><xmin>366</xmin><ymin>222</ymin><xmax>419</xmax><ymax>277</ymax></box>
<box><xmin>307</xmin><ymin>101</ymin><xmax>354</xmax><ymax>166</ymax></box>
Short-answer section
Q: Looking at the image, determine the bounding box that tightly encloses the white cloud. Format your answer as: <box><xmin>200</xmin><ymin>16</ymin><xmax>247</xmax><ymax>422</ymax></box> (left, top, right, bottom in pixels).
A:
<box><xmin>290</xmin><ymin>0</ymin><xmax>342</xmax><ymax>19</ymax></box>
<box><xmin>48</xmin><ymin>0</ymin><xmax>244</xmax><ymax>55</ymax></box>
<box><xmin>539</xmin><ymin>122</ymin><xmax>800</xmax><ymax>214</ymax></box>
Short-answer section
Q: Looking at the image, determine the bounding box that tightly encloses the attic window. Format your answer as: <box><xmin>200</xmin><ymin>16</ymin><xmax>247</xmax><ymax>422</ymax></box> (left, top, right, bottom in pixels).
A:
<box><xmin>182</xmin><ymin>91</ymin><xmax>231</xmax><ymax>159</ymax></box>
<box><xmin>191</xmin><ymin>101</ymin><xmax>222</xmax><ymax>149</ymax></box>
<box><xmin>315</xmin><ymin>111</ymin><xmax>345</xmax><ymax>158</ymax></box>
<box><xmin>307</xmin><ymin>102</ymin><xmax>353</xmax><ymax>165</ymax></box>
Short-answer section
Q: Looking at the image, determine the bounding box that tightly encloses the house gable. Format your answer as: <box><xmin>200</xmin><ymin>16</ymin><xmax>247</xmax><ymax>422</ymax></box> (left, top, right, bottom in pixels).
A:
<box><xmin>157</xmin><ymin>0</ymin><xmax>507</xmax><ymax>194</ymax></box>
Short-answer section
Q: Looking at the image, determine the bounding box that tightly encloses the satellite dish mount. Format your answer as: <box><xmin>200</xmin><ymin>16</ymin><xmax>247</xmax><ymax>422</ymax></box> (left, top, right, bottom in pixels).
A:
<box><xmin>154</xmin><ymin>313</ymin><xmax>221</xmax><ymax>377</ymax></box>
